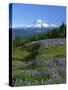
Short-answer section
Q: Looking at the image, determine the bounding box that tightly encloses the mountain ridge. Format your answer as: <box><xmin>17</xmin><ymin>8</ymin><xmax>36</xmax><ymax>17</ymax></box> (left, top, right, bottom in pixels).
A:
<box><xmin>12</xmin><ymin>19</ymin><xmax>58</xmax><ymax>29</ymax></box>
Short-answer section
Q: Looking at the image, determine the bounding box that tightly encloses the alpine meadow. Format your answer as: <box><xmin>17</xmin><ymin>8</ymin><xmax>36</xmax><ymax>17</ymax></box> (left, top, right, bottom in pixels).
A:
<box><xmin>9</xmin><ymin>3</ymin><xmax>66</xmax><ymax>86</ymax></box>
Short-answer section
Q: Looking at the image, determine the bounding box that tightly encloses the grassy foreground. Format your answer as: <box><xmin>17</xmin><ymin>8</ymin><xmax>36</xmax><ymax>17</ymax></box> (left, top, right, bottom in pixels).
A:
<box><xmin>12</xmin><ymin>41</ymin><xmax>66</xmax><ymax>86</ymax></box>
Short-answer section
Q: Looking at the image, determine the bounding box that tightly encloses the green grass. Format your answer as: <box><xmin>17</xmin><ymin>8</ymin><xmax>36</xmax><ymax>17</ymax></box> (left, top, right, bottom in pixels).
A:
<box><xmin>12</xmin><ymin>47</ymin><xmax>30</xmax><ymax>60</ymax></box>
<box><xmin>12</xmin><ymin>43</ymin><xmax>66</xmax><ymax>73</ymax></box>
<box><xmin>12</xmin><ymin>43</ymin><xmax>66</xmax><ymax>86</ymax></box>
<box><xmin>12</xmin><ymin>60</ymin><xmax>30</xmax><ymax>71</ymax></box>
<box><xmin>12</xmin><ymin>44</ymin><xmax>66</xmax><ymax>61</ymax></box>
<box><xmin>38</xmin><ymin>44</ymin><xmax>66</xmax><ymax>57</ymax></box>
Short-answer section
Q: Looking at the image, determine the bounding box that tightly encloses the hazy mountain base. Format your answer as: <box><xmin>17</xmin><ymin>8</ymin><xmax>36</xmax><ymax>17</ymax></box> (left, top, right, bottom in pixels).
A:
<box><xmin>12</xmin><ymin>38</ymin><xmax>66</xmax><ymax>86</ymax></box>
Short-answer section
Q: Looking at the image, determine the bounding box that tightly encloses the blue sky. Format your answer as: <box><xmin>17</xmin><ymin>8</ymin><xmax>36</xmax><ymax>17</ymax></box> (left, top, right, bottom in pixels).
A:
<box><xmin>11</xmin><ymin>3</ymin><xmax>66</xmax><ymax>28</ymax></box>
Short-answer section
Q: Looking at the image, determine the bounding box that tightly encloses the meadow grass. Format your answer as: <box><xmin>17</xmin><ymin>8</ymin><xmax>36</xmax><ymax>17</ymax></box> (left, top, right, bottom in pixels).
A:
<box><xmin>38</xmin><ymin>44</ymin><xmax>66</xmax><ymax>57</ymax></box>
<box><xmin>12</xmin><ymin>43</ymin><xmax>66</xmax><ymax>86</ymax></box>
<box><xmin>12</xmin><ymin>47</ymin><xmax>30</xmax><ymax>60</ymax></box>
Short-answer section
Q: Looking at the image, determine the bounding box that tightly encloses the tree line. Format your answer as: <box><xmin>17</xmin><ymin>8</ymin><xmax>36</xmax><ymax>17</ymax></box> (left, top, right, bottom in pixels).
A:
<box><xmin>13</xmin><ymin>22</ymin><xmax>66</xmax><ymax>48</ymax></box>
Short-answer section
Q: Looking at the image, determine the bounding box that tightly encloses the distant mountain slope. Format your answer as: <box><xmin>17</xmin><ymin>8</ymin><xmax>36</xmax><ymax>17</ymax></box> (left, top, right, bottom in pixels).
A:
<box><xmin>11</xmin><ymin>19</ymin><xmax>58</xmax><ymax>38</ymax></box>
<box><xmin>24</xmin><ymin>19</ymin><xmax>57</xmax><ymax>28</ymax></box>
<box><xmin>12</xmin><ymin>27</ymin><xmax>50</xmax><ymax>39</ymax></box>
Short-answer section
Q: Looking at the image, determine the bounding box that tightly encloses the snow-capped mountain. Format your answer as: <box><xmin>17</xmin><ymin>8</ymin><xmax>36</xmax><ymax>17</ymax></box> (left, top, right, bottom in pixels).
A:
<box><xmin>25</xmin><ymin>19</ymin><xmax>57</xmax><ymax>28</ymax></box>
<box><xmin>12</xmin><ymin>20</ymin><xmax>58</xmax><ymax>38</ymax></box>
